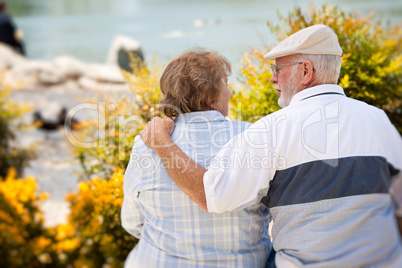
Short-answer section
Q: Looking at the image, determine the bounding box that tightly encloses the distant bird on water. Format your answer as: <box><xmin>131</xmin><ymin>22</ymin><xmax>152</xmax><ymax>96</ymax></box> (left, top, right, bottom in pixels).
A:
<box><xmin>33</xmin><ymin>106</ymin><xmax>82</xmax><ymax>132</ymax></box>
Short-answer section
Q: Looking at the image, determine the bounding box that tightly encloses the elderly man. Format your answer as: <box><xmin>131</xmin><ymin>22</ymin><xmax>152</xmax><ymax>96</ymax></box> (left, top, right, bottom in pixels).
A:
<box><xmin>139</xmin><ymin>25</ymin><xmax>402</xmax><ymax>267</ymax></box>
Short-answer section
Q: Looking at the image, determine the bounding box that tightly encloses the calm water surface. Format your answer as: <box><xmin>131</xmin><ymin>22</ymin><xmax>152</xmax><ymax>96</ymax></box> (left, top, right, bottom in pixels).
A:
<box><xmin>8</xmin><ymin>0</ymin><xmax>402</xmax><ymax>74</ymax></box>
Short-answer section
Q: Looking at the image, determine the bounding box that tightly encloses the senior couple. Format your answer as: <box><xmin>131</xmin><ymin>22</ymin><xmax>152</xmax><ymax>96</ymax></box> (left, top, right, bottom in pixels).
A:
<box><xmin>121</xmin><ymin>25</ymin><xmax>402</xmax><ymax>267</ymax></box>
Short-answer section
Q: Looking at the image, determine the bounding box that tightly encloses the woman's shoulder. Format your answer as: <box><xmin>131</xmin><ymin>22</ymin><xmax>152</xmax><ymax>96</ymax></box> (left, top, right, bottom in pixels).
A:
<box><xmin>131</xmin><ymin>135</ymin><xmax>153</xmax><ymax>155</ymax></box>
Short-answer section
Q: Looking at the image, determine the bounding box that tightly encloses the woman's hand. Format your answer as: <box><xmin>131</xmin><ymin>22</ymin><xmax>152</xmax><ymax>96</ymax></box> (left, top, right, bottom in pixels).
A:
<box><xmin>140</xmin><ymin>117</ymin><xmax>175</xmax><ymax>148</ymax></box>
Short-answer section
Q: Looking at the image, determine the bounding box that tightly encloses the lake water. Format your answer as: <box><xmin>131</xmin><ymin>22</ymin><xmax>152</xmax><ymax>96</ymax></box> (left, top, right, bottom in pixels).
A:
<box><xmin>9</xmin><ymin>0</ymin><xmax>402</xmax><ymax>78</ymax></box>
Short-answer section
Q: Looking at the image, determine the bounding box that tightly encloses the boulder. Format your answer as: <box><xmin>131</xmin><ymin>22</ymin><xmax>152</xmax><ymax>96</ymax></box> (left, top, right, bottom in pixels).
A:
<box><xmin>11</xmin><ymin>60</ymin><xmax>50</xmax><ymax>80</ymax></box>
<box><xmin>38</xmin><ymin>67</ymin><xmax>66</xmax><ymax>85</ymax></box>
<box><xmin>77</xmin><ymin>76</ymin><xmax>130</xmax><ymax>92</ymax></box>
<box><xmin>52</xmin><ymin>56</ymin><xmax>87</xmax><ymax>79</ymax></box>
<box><xmin>0</xmin><ymin>43</ymin><xmax>27</xmax><ymax>69</ymax></box>
<box><xmin>11</xmin><ymin>60</ymin><xmax>65</xmax><ymax>85</ymax></box>
<box><xmin>106</xmin><ymin>35</ymin><xmax>144</xmax><ymax>73</ymax></box>
<box><xmin>83</xmin><ymin>63</ymin><xmax>126</xmax><ymax>84</ymax></box>
<box><xmin>2</xmin><ymin>35</ymin><xmax>142</xmax><ymax>89</ymax></box>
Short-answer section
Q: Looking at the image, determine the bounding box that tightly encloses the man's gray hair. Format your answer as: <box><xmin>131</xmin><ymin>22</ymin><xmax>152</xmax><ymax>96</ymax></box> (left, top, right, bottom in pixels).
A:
<box><xmin>293</xmin><ymin>54</ymin><xmax>342</xmax><ymax>84</ymax></box>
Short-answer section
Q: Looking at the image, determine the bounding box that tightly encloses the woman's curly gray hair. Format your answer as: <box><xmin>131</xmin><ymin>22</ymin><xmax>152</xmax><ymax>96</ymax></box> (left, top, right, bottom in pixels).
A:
<box><xmin>160</xmin><ymin>48</ymin><xmax>231</xmax><ymax>118</ymax></box>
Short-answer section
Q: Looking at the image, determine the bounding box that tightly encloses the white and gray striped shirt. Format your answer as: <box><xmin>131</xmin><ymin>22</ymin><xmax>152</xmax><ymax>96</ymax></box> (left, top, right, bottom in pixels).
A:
<box><xmin>205</xmin><ymin>85</ymin><xmax>402</xmax><ymax>267</ymax></box>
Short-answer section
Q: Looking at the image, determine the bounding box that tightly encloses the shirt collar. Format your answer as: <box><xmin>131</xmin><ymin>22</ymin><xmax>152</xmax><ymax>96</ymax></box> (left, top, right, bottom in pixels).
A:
<box><xmin>174</xmin><ymin>110</ymin><xmax>226</xmax><ymax>124</ymax></box>
<box><xmin>288</xmin><ymin>84</ymin><xmax>346</xmax><ymax>106</ymax></box>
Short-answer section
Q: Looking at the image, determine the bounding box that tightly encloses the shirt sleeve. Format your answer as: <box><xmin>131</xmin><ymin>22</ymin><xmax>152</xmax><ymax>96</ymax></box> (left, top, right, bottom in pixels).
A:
<box><xmin>121</xmin><ymin>189</ymin><xmax>144</xmax><ymax>239</ymax></box>
<box><xmin>204</xmin><ymin>117</ymin><xmax>278</xmax><ymax>213</ymax></box>
<box><xmin>121</xmin><ymin>136</ymin><xmax>146</xmax><ymax>239</ymax></box>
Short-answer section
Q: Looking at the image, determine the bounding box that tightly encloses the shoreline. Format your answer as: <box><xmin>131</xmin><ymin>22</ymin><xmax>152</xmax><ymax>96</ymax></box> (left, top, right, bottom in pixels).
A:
<box><xmin>11</xmin><ymin>81</ymin><xmax>135</xmax><ymax>227</ymax></box>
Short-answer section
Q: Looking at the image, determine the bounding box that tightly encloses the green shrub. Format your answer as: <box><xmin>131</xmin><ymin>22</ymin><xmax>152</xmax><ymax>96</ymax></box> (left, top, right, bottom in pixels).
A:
<box><xmin>0</xmin><ymin>169</ymin><xmax>136</xmax><ymax>268</ymax></box>
<box><xmin>75</xmin><ymin>58</ymin><xmax>164</xmax><ymax>180</ymax></box>
<box><xmin>65</xmin><ymin>168</ymin><xmax>137</xmax><ymax>268</ymax></box>
<box><xmin>231</xmin><ymin>4</ymin><xmax>402</xmax><ymax>135</ymax></box>
<box><xmin>0</xmin><ymin>70</ymin><xmax>32</xmax><ymax>178</ymax></box>
<box><xmin>0</xmin><ymin>169</ymin><xmax>65</xmax><ymax>267</ymax></box>
<box><xmin>229</xmin><ymin>48</ymin><xmax>278</xmax><ymax>122</ymax></box>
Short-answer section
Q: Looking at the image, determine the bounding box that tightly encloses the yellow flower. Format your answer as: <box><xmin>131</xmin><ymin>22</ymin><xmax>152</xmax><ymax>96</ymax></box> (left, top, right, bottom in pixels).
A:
<box><xmin>39</xmin><ymin>192</ymin><xmax>49</xmax><ymax>200</ymax></box>
<box><xmin>56</xmin><ymin>224</ymin><xmax>76</xmax><ymax>241</ymax></box>
<box><xmin>36</xmin><ymin>237</ymin><xmax>52</xmax><ymax>248</ymax></box>
<box><xmin>5</xmin><ymin>167</ymin><xmax>17</xmax><ymax>180</ymax></box>
<box><xmin>57</xmin><ymin>238</ymin><xmax>80</xmax><ymax>252</ymax></box>
<box><xmin>78</xmin><ymin>182</ymin><xmax>90</xmax><ymax>192</ymax></box>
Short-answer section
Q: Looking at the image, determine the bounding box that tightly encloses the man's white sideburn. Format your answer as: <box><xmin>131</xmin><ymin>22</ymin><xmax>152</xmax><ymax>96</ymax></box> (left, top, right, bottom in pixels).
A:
<box><xmin>278</xmin><ymin>65</ymin><xmax>301</xmax><ymax>108</ymax></box>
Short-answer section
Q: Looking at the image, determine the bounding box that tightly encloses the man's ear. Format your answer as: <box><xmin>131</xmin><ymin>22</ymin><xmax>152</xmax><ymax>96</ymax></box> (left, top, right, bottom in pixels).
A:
<box><xmin>301</xmin><ymin>61</ymin><xmax>315</xmax><ymax>85</ymax></box>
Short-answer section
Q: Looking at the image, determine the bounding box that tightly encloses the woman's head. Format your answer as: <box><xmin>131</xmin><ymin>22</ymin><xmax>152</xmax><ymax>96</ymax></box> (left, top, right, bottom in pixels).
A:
<box><xmin>160</xmin><ymin>48</ymin><xmax>231</xmax><ymax>117</ymax></box>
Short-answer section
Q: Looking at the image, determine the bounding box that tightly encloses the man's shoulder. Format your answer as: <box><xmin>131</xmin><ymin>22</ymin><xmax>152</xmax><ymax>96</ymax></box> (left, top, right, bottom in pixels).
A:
<box><xmin>227</xmin><ymin>119</ymin><xmax>252</xmax><ymax>132</ymax></box>
<box><xmin>250</xmin><ymin>107</ymin><xmax>299</xmax><ymax>130</ymax></box>
<box><xmin>341</xmin><ymin>96</ymin><xmax>391</xmax><ymax>122</ymax></box>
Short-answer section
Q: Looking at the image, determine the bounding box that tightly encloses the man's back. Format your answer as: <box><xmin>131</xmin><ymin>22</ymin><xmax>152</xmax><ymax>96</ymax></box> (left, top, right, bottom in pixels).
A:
<box><xmin>260</xmin><ymin>85</ymin><xmax>402</xmax><ymax>266</ymax></box>
<box><xmin>203</xmin><ymin>84</ymin><xmax>402</xmax><ymax>267</ymax></box>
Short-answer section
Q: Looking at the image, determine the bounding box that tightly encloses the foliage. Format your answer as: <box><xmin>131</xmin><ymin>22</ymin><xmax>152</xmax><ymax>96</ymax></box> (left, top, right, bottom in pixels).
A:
<box><xmin>75</xmin><ymin>58</ymin><xmax>164</xmax><ymax>180</ymax></box>
<box><xmin>65</xmin><ymin>168</ymin><xmax>137</xmax><ymax>268</ymax></box>
<box><xmin>0</xmin><ymin>70</ymin><xmax>33</xmax><ymax>178</ymax></box>
<box><xmin>231</xmin><ymin>4</ymin><xmax>402</xmax><ymax>134</ymax></box>
<box><xmin>229</xmin><ymin>49</ymin><xmax>279</xmax><ymax>122</ymax></box>
<box><xmin>0</xmin><ymin>169</ymin><xmax>67</xmax><ymax>267</ymax></box>
<box><xmin>0</xmin><ymin>168</ymin><xmax>136</xmax><ymax>267</ymax></box>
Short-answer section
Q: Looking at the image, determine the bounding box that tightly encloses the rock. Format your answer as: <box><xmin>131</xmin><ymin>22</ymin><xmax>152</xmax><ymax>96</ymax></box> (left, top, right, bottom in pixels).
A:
<box><xmin>106</xmin><ymin>35</ymin><xmax>144</xmax><ymax>73</ymax></box>
<box><xmin>77</xmin><ymin>76</ymin><xmax>130</xmax><ymax>92</ymax></box>
<box><xmin>11</xmin><ymin>60</ymin><xmax>50</xmax><ymax>80</ymax></box>
<box><xmin>11</xmin><ymin>60</ymin><xmax>65</xmax><ymax>85</ymax></box>
<box><xmin>2</xmin><ymin>35</ymin><xmax>141</xmax><ymax>89</ymax></box>
<box><xmin>84</xmin><ymin>63</ymin><xmax>126</xmax><ymax>84</ymax></box>
<box><xmin>38</xmin><ymin>56</ymin><xmax>86</xmax><ymax>84</ymax></box>
<box><xmin>52</xmin><ymin>56</ymin><xmax>86</xmax><ymax>79</ymax></box>
<box><xmin>0</xmin><ymin>43</ymin><xmax>27</xmax><ymax>69</ymax></box>
<box><xmin>38</xmin><ymin>67</ymin><xmax>65</xmax><ymax>85</ymax></box>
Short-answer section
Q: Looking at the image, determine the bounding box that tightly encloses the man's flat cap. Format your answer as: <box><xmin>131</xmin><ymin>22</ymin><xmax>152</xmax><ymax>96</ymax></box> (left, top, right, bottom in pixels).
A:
<box><xmin>263</xmin><ymin>24</ymin><xmax>343</xmax><ymax>61</ymax></box>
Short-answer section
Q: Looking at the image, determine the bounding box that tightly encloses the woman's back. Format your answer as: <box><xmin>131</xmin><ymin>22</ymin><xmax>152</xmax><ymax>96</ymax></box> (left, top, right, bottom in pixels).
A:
<box><xmin>122</xmin><ymin>111</ymin><xmax>271</xmax><ymax>267</ymax></box>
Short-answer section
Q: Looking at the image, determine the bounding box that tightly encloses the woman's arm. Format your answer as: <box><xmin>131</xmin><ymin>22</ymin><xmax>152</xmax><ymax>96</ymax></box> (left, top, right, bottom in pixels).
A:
<box><xmin>121</xmin><ymin>191</ymin><xmax>144</xmax><ymax>239</ymax></box>
<box><xmin>120</xmin><ymin>137</ymin><xmax>147</xmax><ymax>238</ymax></box>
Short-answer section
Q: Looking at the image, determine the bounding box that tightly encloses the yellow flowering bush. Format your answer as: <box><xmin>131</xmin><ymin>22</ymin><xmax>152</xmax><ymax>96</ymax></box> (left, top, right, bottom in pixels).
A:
<box><xmin>0</xmin><ymin>169</ymin><xmax>61</xmax><ymax>267</ymax></box>
<box><xmin>65</xmin><ymin>168</ymin><xmax>137</xmax><ymax>268</ymax></box>
<box><xmin>76</xmin><ymin>58</ymin><xmax>164</xmax><ymax>180</ymax></box>
<box><xmin>231</xmin><ymin>4</ymin><xmax>402</xmax><ymax>134</ymax></box>
<box><xmin>0</xmin><ymin>70</ymin><xmax>32</xmax><ymax>178</ymax></box>
<box><xmin>229</xmin><ymin>49</ymin><xmax>279</xmax><ymax>122</ymax></box>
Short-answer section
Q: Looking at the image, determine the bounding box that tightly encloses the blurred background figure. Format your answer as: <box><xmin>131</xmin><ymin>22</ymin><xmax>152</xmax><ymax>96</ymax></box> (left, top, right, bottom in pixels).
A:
<box><xmin>33</xmin><ymin>106</ymin><xmax>82</xmax><ymax>135</ymax></box>
<box><xmin>0</xmin><ymin>1</ymin><xmax>25</xmax><ymax>55</ymax></box>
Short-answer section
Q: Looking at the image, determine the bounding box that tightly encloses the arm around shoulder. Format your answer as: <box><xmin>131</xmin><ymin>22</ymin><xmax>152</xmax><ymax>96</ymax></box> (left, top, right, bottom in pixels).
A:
<box><xmin>140</xmin><ymin>117</ymin><xmax>209</xmax><ymax>211</ymax></box>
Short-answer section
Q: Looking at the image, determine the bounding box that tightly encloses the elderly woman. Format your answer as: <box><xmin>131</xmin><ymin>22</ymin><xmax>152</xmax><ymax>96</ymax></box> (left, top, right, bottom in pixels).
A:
<box><xmin>121</xmin><ymin>48</ymin><xmax>272</xmax><ymax>267</ymax></box>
